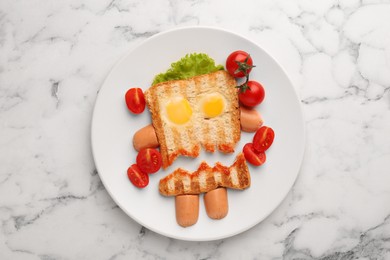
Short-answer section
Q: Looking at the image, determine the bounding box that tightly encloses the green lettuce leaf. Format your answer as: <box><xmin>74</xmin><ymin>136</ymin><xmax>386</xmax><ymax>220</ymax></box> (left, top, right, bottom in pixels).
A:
<box><xmin>152</xmin><ymin>53</ymin><xmax>224</xmax><ymax>85</ymax></box>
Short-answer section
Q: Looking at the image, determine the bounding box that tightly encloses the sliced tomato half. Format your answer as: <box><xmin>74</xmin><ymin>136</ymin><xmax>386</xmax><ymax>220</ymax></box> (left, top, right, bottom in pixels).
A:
<box><xmin>253</xmin><ymin>126</ymin><xmax>275</xmax><ymax>152</ymax></box>
<box><xmin>243</xmin><ymin>143</ymin><xmax>266</xmax><ymax>166</ymax></box>
<box><xmin>136</xmin><ymin>148</ymin><xmax>162</xmax><ymax>174</ymax></box>
<box><xmin>127</xmin><ymin>164</ymin><xmax>149</xmax><ymax>188</ymax></box>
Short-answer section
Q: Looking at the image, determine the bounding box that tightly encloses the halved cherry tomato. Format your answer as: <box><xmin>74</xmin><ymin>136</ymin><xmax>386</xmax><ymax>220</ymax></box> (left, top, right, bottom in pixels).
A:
<box><xmin>239</xmin><ymin>81</ymin><xmax>265</xmax><ymax>108</ymax></box>
<box><xmin>127</xmin><ymin>164</ymin><xmax>149</xmax><ymax>188</ymax></box>
<box><xmin>253</xmin><ymin>126</ymin><xmax>275</xmax><ymax>152</ymax></box>
<box><xmin>243</xmin><ymin>143</ymin><xmax>266</xmax><ymax>166</ymax></box>
<box><xmin>125</xmin><ymin>88</ymin><xmax>145</xmax><ymax>114</ymax></box>
<box><xmin>226</xmin><ymin>50</ymin><xmax>254</xmax><ymax>78</ymax></box>
<box><xmin>136</xmin><ymin>148</ymin><xmax>162</xmax><ymax>174</ymax></box>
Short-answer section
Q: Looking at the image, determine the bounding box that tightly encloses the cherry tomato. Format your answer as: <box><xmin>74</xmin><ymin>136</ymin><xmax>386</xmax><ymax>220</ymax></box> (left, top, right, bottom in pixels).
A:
<box><xmin>253</xmin><ymin>126</ymin><xmax>275</xmax><ymax>152</ymax></box>
<box><xmin>125</xmin><ymin>88</ymin><xmax>145</xmax><ymax>114</ymax></box>
<box><xmin>226</xmin><ymin>50</ymin><xmax>254</xmax><ymax>78</ymax></box>
<box><xmin>243</xmin><ymin>143</ymin><xmax>266</xmax><ymax>166</ymax></box>
<box><xmin>136</xmin><ymin>148</ymin><xmax>162</xmax><ymax>174</ymax></box>
<box><xmin>239</xmin><ymin>81</ymin><xmax>265</xmax><ymax>108</ymax></box>
<box><xmin>127</xmin><ymin>164</ymin><xmax>149</xmax><ymax>188</ymax></box>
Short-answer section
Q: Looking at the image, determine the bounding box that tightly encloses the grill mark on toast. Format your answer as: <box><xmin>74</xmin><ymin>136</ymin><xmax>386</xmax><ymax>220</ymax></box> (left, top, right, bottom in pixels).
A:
<box><xmin>167</xmin><ymin>178</ymin><xmax>175</xmax><ymax>193</ymax></box>
<box><xmin>171</xmin><ymin>127</ymin><xmax>181</xmax><ymax>158</ymax></box>
<box><xmin>202</xmin><ymin>121</ymin><xmax>215</xmax><ymax>152</ymax></box>
<box><xmin>206</xmin><ymin>173</ymin><xmax>216</xmax><ymax>190</ymax></box>
<box><xmin>217</xmin><ymin>116</ymin><xmax>227</xmax><ymax>152</ymax></box>
<box><xmin>183</xmin><ymin>80</ymin><xmax>198</xmax><ymax>153</ymax></box>
<box><xmin>190</xmin><ymin>175</ymin><xmax>200</xmax><ymax>194</ymax></box>
<box><xmin>215</xmin><ymin>163</ymin><xmax>231</xmax><ymax>187</ymax></box>
<box><xmin>174</xmin><ymin>171</ymin><xmax>185</xmax><ymax>194</ymax></box>
<box><xmin>224</xmin><ymin>174</ymin><xmax>233</xmax><ymax>188</ymax></box>
<box><xmin>214</xmin><ymin>171</ymin><xmax>222</xmax><ymax>186</ymax></box>
<box><xmin>161</xmin><ymin>128</ymin><xmax>172</xmax><ymax>167</ymax></box>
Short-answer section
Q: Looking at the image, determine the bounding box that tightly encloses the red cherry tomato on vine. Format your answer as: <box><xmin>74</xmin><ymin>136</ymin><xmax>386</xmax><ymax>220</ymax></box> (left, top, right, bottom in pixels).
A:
<box><xmin>226</xmin><ymin>50</ymin><xmax>254</xmax><ymax>78</ymax></box>
<box><xmin>243</xmin><ymin>143</ymin><xmax>266</xmax><ymax>166</ymax></box>
<box><xmin>125</xmin><ymin>88</ymin><xmax>145</xmax><ymax>114</ymax></box>
<box><xmin>136</xmin><ymin>148</ymin><xmax>162</xmax><ymax>174</ymax></box>
<box><xmin>239</xmin><ymin>81</ymin><xmax>265</xmax><ymax>108</ymax></box>
<box><xmin>253</xmin><ymin>126</ymin><xmax>275</xmax><ymax>152</ymax></box>
<box><xmin>127</xmin><ymin>164</ymin><xmax>149</xmax><ymax>188</ymax></box>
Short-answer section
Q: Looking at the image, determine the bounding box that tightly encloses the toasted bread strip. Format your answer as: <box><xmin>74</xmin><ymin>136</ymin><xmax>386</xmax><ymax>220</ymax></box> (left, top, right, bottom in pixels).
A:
<box><xmin>159</xmin><ymin>153</ymin><xmax>250</xmax><ymax>196</ymax></box>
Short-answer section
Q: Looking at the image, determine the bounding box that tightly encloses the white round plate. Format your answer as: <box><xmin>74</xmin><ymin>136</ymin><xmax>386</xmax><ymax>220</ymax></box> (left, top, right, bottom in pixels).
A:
<box><xmin>91</xmin><ymin>27</ymin><xmax>305</xmax><ymax>241</ymax></box>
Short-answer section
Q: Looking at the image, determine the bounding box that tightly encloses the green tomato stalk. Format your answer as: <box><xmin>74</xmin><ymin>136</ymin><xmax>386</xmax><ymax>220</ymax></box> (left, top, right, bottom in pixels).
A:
<box><xmin>235</xmin><ymin>55</ymin><xmax>256</xmax><ymax>93</ymax></box>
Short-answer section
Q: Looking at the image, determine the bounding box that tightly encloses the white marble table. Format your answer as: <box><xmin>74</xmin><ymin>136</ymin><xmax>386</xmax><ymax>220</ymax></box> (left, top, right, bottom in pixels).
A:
<box><xmin>1</xmin><ymin>0</ymin><xmax>390</xmax><ymax>259</ymax></box>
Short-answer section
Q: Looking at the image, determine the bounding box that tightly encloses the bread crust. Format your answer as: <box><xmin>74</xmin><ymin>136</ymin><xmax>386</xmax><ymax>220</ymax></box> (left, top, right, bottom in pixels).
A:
<box><xmin>145</xmin><ymin>70</ymin><xmax>240</xmax><ymax>169</ymax></box>
<box><xmin>159</xmin><ymin>153</ymin><xmax>250</xmax><ymax>196</ymax></box>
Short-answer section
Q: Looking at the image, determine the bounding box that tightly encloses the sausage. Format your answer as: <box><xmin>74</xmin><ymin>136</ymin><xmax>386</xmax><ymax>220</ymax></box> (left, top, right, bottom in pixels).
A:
<box><xmin>204</xmin><ymin>187</ymin><xmax>228</xmax><ymax>219</ymax></box>
<box><xmin>240</xmin><ymin>106</ymin><xmax>263</xmax><ymax>132</ymax></box>
<box><xmin>132</xmin><ymin>124</ymin><xmax>159</xmax><ymax>151</ymax></box>
<box><xmin>175</xmin><ymin>195</ymin><xmax>199</xmax><ymax>227</ymax></box>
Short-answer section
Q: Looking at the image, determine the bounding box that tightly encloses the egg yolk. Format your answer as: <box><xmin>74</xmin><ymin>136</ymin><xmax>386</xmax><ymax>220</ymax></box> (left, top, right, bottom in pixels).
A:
<box><xmin>166</xmin><ymin>97</ymin><xmax>192</xmax><ymax>125</ymax></box>
<box><xmin>202</xmin><ymin>94</ymin><xmax>225</xmax><ymax>118</ymax></box>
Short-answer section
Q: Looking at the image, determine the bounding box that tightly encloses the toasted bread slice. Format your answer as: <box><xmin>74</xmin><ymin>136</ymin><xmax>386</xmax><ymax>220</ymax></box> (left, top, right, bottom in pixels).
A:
<box><xmin>159</xmin><ymin>153</ymin><xmax>250</xmax><ymax>196</ymax></box>
<box><xmin>145</xmin><ymin>70</ymin><xmax>240</xmax><ymax>169</ymax></box>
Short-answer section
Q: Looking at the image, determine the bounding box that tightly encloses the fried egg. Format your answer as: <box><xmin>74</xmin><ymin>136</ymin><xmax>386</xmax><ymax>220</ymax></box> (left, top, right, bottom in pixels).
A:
<box><xmin>162</xmin><ymin>96</ymin><xmax>193</xmax><ymax>125</ymax></box>
<box><xmin>200</xmin><ymin>92</ymin><xmax>226</xmax><ymax>118</ymax></box>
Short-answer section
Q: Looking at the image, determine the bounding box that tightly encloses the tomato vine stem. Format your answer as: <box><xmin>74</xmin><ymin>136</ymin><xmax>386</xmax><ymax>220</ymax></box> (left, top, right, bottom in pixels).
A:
<box><xmin>235</xmin><ymin>55</ymin><xmax>255</xmax><ymax>93</ymax></box>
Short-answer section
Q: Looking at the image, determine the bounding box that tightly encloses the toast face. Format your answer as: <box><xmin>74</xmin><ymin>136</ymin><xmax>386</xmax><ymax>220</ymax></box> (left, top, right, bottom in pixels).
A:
<box><xmin>145</xmin><ymin>70</ymin><xmax>240</xmax><ymax>169</ymax></box>
<box><xmin>159</xmin><ymin>153</ymin><xmax>250</xmax><ymax>196</ymax></box>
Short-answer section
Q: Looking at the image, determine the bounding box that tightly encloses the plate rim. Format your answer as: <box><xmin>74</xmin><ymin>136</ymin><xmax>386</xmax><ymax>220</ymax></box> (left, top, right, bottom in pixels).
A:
<box><xmin>91</xmin><ymin>25</ymin><xmax>306</xmax><ymax>241</ymax></box>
